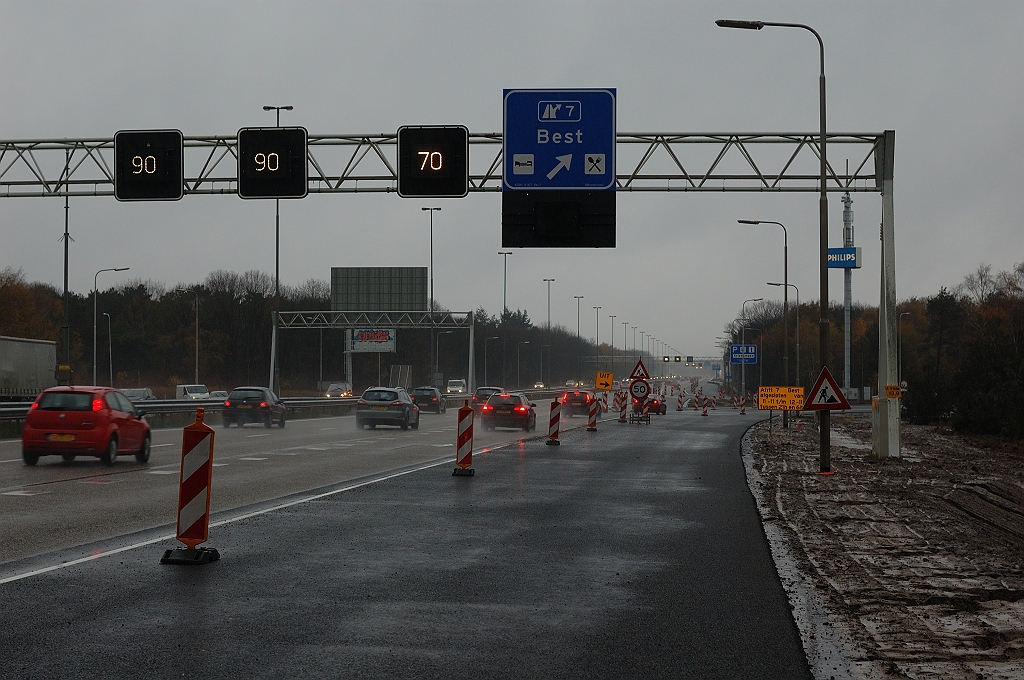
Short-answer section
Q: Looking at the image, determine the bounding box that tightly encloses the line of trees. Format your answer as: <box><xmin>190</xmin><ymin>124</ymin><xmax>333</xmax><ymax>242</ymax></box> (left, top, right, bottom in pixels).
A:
<box><xmin>722</xmin><ymin>262</ymin><xmax>1024</xmax><ymax>438</ymax></box>
<box><xmin>0</xmin><ymin>267</ymin><xmax>643</xmax><ymax>397</ymax></box>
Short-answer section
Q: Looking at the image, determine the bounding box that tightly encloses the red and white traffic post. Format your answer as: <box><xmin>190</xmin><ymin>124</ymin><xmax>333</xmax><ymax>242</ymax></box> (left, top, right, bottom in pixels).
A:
<box><xmin>161</xmin><ymin>408</ymin><xmax>220</xmax><ymax>565</ymax></box>
<box><xmin>676</xmin><ymin>393</ymin><xmax>684</xmax><ymax>411</ymax></box>
<box><xmin>546</xmin><ymin>398</ymin><xmax>561</xmax><ymax>445</ymax></box>
<box><xmin>618</xmin><ymin>391</ymin><xmax>627</xmax><ymax>422</ymax></box>
<box><xmin>453</xmin><ymin>400</ymin><xmax>475</xmax><ymax>476</ymax></box>
<box><xmin>587</xmin><ymin>397</ymin><xmax>599</xmax><ymax>432</ymax></box>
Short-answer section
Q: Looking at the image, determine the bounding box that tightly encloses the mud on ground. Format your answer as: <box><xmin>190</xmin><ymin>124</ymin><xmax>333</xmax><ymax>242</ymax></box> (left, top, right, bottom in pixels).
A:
<box><xmin>745</xmin><ymin>413</ymin><xmax>1024</xmax><ymax>679</ymax></box>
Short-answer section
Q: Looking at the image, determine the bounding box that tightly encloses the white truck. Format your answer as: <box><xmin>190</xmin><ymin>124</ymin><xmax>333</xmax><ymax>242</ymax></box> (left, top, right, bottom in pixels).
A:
<box><xmin>0</xmin><ymin>335</ymin><xmax>57</xmax><ymax>401</ymax></box>
<box><xmin>175</xmin><ymin>384</ymin><xmax>210</xmax><ymax>400</ymax></box>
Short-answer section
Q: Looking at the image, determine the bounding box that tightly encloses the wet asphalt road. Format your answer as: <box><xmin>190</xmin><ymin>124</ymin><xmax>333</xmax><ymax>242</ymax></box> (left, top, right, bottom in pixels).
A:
<box><xmin>0</xmin><ymin>407</ymin><xmax>809</xmax><ymax>679</ymax></box>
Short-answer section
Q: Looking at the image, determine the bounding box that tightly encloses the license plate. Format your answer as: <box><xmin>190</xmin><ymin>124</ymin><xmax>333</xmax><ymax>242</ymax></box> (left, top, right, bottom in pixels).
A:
<box><xmin>47</xmin><ymin>433</ymin><xmax>76</xmax><ymax>442</ymax></box>
<box><xmin>372</xmin><ymin>406</ymin><xmax>387</xmax><ymax>411</ymax></box>
<box><xmin>239</xmin><ymin>404</ymin><xmax>252</xmax><ymax>409</ymax></box>
<box><xmin>497</xmin><ymin>409</ymin><xmax>512</xmax><ymax>414</ymax></box>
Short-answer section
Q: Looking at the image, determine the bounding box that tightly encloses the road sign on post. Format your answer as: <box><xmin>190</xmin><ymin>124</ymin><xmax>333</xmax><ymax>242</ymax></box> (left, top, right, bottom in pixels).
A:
<box><xmin>595</xmin><ymin>371</ymin><xmax>614</xmax><ymax>391</ymax></box>
<box><xmin>628</xmin><ymin>358</ymin><xmax>651</xmax><ymax>381</ymax></box>
<box><xmin>501</xmin><ymin>88</ymin><xmax>616</xmax><ymax>248</ymax></box>
<box><xmin>758</xmin><ymin>386</ymin><xmax>805</xmax><ymax>410</ymax></box>
<box><xmin>629</xmin><ymin>379</ymin><xmax>650</xmax><ymax>401</ymax></box>
<box><xmin>803</xmin><ymin>367</ymin><xmax>852</xmax><ymax>411</ymax></box>
<box><xmin>730</xmin><ymin>344</ymin><xmax>757</xmax><ymax>365</ymax></box>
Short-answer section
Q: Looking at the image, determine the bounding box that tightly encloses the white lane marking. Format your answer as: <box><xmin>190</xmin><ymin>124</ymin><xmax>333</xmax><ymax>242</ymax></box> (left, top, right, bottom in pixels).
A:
<box><xmin>0</xmin><ymin>435</ymin><xmax>529</xmax><ymax>585</ymax></box>
<box><xmin>247</xmin><ymin>434</ymin><xmax>270</xmax><ymax>438</ymax></box>
<box><xmin>211</xmin><ymin>463</ymin><xmax>228</xmax><ymax>467</ymax></box>
<box><xmin>2</xmin><ymin>490</ymin><xmax>49</xmax><ymax>496</ymax></box>
<box><xmin>306</xmin><ymin>447</ymin><xmax>327</xmax><ymax>451</ymax></box>
<box><xmin>429</xmin><ymin>430</ymin><xmax>446</xmax><ymax>433</ymax></box>
<box><xmin>272</xmin><ymin>452</ymin><xmax>299</xmax><ymax>456</ymax></box>
<box><xmin>238</xmin><ymin>457</ymin><xmax>267</xmax><ymax>461</ymax></box>
<box><xmin>2</xmin><ymin>458</ymin><xmax>25</xmax><ymax>463</ymax></box>
<box><xmin>151</xmin><ymin>444</ymin><xmax>174</xmax><ymax>448</ymax></box>
<box><xmin>148</xmin><ymin>470</ymin><xmax>177</xmax><ymax>475</ymax></box>
<box><xmin>319</xmin><ymin>427</ymin><xmax>335</xmax><ymax>431</ymax></box>
<box><xmin>77</xmin><ymin>478</ymin><xmax>120</xmax><ymax>484</ymax></box>
<box><xmin>431</xmin><ymin>443</ymin><xmax>454</xmax><ymax>448</ymax></box>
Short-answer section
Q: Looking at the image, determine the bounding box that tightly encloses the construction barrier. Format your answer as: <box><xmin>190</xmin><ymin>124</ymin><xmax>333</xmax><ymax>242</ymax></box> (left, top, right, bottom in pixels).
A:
<box><xmin>601</xmin><ymin>392</ymin><xmax>608</xmax><ymax>412</ymax></box>
<box><xmin>740</xmin><ymin>396</ymin><xmax>747</xmax><ymax>415</ymax></box>
<box><xmin>701</xmin><ymin>397</ymin><xmax>709</xmax><ymax>417</ymax></box>
<box><xmin>453</xmin><ymin>400</ymin><xmax>474</xmax><ymax>476</ymax></box>
<box><xmin>677</xmin><ymin>393</ymin><xmax>684</xmax><ymax>411</ymax></box>
<box><xmin>711</xmin><ymin>396</ymin><xmax>717</xmax><ymax>410</ymax></box>
<box><xmin>161</xmin><ymin>408</ymin><xmax>220</xmax><ymax>565</ymax></box>
<box><xmin>619</xmin><ymin>396</ymin><xmax>627</xmax><ymax>422</ymax></box>
<box><xmin>546</xmin><ymin>399</ymin><xmax>561</xmax><ymax>446</ymax></box>
<box><xmin>732</xmin><ymin>395</ymin><xmax>738</xmax><ymax>409</ymax></box>
<box><xmin>587</xmin><ymin>398</ymin><xmax>599</xmax><ymax>432</ymax></box>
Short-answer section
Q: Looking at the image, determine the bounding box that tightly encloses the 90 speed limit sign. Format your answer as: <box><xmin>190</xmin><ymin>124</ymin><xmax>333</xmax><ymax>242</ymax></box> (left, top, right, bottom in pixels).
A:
<box><xmin>629</xmin><ymin>379</ymin><xmax>650</xmax><ymax>401</ymax></box>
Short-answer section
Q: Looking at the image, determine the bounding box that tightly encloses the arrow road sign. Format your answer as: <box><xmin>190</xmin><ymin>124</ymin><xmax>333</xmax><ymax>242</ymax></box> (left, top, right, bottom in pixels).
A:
<box><xmin>802</xmin><ymin>367</ymin><xmax>851</xmax><ymax>411</ymax></box>
<box><xmin>503</xmin><ymin>88</ymin><xmax>616</xmax><ymax>191</ymax></box>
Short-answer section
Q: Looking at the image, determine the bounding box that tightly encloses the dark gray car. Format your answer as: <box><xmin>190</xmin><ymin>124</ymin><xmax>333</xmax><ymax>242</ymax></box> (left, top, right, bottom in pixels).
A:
<box><xmin>356</xmin><ymin>387</ymin><xmax>420</xmax><ymax>430</ymax></box>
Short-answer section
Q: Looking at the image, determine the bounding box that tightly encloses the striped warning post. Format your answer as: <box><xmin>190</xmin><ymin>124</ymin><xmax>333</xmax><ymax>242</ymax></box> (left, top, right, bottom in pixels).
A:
<box><xmin>677</xmin><ymin>393</ymin><xmax>684</xmax><ymax>411</ymax></box>
<box><xmin>546</xmin><ymin>399</ymin><xmax>561</xmax><ymax>446</ymax></box>
<box><xmin>701</xmin><ymin>397</ymin><xmax>709</xmax><ymax>417</ymax></box>
<box><xmin>740</xmin><ymin>396</ymin><xmax>747</xmax><ymax>415</ymax></box>
<box><xmin>601</xmin><ymin>392</ymin><xmax>608</xmax><ymax>412</ymax></box>
<box><xmin>175</xmin><ymin>409</ymin><xmax>215</xmax><ymax>549</ymax></box>
<box><xmin>619</xmin><ymin>394</ymin><xmax>627</xmax><ymax>422</ymax></box>
<box><xmin>711</xmin><ymin>396</ymin><xmax>717</xmax><ymax>410</ymax></box>
<box><xmin>454</xmin><ymin>400</ymin><xmax>474</xmax><ymax>475</ymax></box>
<box><xmin>732</xmin><ymin>395</ymin><xmax>738</xmax><ymax>409</ymax></box>
<box><xmin>692</xmin><ymin>393</ymin><xmax>699</xmax><ymax>411</ymax></box>
<box><xmin>587</xmin><ymin>398</ymin><xmax>599</xmax><ymax>431</ymax></box>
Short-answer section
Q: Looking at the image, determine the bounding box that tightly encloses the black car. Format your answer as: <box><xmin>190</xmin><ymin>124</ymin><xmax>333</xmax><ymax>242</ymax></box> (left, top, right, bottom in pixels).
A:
<box><xmin>122</xmin><ymin>387</ymin><xmax>157</xmax><ymax>402</ymax></box>
<box><xmin>410</xmin><ymin>386</ymin><xmax>446</xmax><ymax>414</ymax></box>
<box><xmin>480</xmin><ymin>392</ymin><xmax>536</xmax><ymax>432</ymax></box>
<box><xmin>560</xmin><ymin>389</ymin><xmax>599</xmax><ymax>418</ymax></box>
<box><xmin>471</xmin><ymin>386</ymin><xmax>503</xmax><ymax>414</ymax></box>
<box><xmin>223</xmin><ymin>387</ymin><xmax>286</xmax><ymax>428</ymax></box>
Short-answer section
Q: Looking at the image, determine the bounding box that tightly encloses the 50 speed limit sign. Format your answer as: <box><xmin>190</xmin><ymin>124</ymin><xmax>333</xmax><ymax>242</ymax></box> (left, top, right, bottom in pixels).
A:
<box><xmin>629</xmin><ymin>379</ymin><xmax>650</xmax><ymax>401</ymax></box>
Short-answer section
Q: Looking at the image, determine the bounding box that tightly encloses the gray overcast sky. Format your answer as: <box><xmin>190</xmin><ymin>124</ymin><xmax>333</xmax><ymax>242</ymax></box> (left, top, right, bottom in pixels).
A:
<box><xmin>2</xmin><ymin>1</ymin><xmax>1022</xmax><ymax>357</ymax></box>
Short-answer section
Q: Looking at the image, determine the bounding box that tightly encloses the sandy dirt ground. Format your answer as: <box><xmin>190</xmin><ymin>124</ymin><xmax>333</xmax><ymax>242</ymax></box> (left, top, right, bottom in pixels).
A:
<box><xmin>744</xmin><ymin>412</ymin><xmax>1024</xmax><ymax>680</ymax></box>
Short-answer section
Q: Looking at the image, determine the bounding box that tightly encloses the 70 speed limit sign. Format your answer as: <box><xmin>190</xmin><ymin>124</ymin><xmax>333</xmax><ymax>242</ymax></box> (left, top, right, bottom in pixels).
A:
<box><xmin>629</xmin><ymin>379</ymin><xmax>650</xmax><ymax>401</ymax></box>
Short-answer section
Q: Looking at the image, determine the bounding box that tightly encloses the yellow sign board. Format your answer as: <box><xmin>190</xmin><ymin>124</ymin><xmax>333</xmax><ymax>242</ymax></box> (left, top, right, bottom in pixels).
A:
<box><xmin>885</xmin><ymin>385</ymin><xmax>902</xmax><ymax>399</ymax></box>
<box><xmin>758</xmin><ymin>386</ymin><xmax>805</xmax><ymax>410</ymax></box>
<box><xmin>58</xmin><ymin>365</ymin><xmax>71</xmax><ymax>371</ymax></box>
<box><xmin>595</xmin><ymin>371</ymin><xmax>614</xmax><ymax>391</ymax></box>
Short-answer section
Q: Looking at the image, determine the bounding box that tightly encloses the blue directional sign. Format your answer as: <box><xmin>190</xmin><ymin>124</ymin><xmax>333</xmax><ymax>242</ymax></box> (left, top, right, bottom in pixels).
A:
<box><xmin>827</xmin><ymin>247</ymin><xmax>862</xmax><ymax>268</ymax></box>
<box><xmin>503</xmin><ymin>89</ymin><xmax>616</xmax><ymax>191</ymax></box>
<box><xmin>730</xmin><ymin>344</ymin><xmax>758</xmax><ymax>365</ymax></box>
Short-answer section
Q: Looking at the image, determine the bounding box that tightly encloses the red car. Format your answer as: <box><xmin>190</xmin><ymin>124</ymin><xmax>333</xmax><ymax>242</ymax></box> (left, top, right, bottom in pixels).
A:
<box><xmin>21</xmin><ymin>386</ymin><xmax>152</xmax><ymax>466</ymax></box>
<box><xmin>632</xmin><ymin>395</ymin><xmax>667</xmax><ymax>415</ymax></box>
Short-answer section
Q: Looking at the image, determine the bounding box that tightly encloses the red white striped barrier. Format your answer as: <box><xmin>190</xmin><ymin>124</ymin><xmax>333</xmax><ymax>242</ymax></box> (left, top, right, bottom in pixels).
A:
<box><xmin>546</xmin><ymin>399</ymin><xmax>561</xmax><ymax>446</ymax></box>
<box><xmin>740</xmin><ymin>396</ymin><xmax>747</xmax><ymax>415</ymax></box>
<box><xmin>692</xmin><ymin>394</ymin><xmax>699</xmax><ymax>411</ymax></box>
<box><xmin>732</xmin><ymin>395</ymin><xmax>738</xmax><ymax>409</ymax></box>
<box><xmin>453</xmin><ymin>400</ymin><xmax>474</xmax><ymax>476</ymax></box>
<box><xmin>601</xmin><ymin>392</ymin><xmax>608</xmax><ymax>412</ymax></box>
<box><xmin>161</xmin><ymin>408</ymin><xmax>220</xmax><ymax>565</ymax></box>
<box><xmin>711</xmin><ymin>396</ymin><xmax>717</xmax><ymax>410</ymax></box>
<box><xmin>676</xmin><ymin>393</ymin><xmax>684</xmax><ymax>411</ymax></box>
<box><xmin>587</xmin><ymin>398</ymin><xmax>599</xmax><ymax>431</ymax></box>
<box><xmin>619</xmin><ymin>395</ymin><xmax>627</xmax><ymax>422</ymax></box>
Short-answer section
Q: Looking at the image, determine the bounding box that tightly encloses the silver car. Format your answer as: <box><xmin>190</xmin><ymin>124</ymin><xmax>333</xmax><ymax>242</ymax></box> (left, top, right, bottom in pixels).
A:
<box><xmin>355</xmin><ymin>387</ymin><xmax>421</xmax><ymax>430</ymax></box>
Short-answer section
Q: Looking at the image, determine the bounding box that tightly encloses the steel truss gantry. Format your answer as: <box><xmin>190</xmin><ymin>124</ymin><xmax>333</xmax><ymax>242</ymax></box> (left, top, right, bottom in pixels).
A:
<box><xmin>0</xmin><ymin>132</ymin><xmax>886</xmax><ymax>197</ymax></box>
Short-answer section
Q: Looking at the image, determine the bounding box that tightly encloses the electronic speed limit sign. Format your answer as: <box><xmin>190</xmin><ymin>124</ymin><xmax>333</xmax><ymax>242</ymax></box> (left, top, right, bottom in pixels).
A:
<box><xmin>629</xmin><ymin>379</ymin><xmax>650</xmax><ymax>401</ymax></box>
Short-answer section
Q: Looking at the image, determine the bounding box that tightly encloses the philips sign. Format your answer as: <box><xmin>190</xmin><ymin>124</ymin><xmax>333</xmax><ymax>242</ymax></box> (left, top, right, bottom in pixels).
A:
<box><xmin>827</xmin><ymin>247</ymin><xmax>862</xmax><ymax>268</ymax></box>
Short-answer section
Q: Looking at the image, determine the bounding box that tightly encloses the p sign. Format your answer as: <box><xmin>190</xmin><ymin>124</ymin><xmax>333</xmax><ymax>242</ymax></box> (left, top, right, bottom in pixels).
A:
<box><xmin>629</xmin><ymin>379</ymin><xmax>650</xmax><ymax>401</ymax></box>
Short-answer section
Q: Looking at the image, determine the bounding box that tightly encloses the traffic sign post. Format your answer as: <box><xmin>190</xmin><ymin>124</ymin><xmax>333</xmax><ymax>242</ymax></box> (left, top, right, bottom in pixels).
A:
<box><xmin>628</xmin><ymin>358</ymin><xmax>651</xmax><ymax>381</ymax></box>
<box><xmin>629</xmin><ymin>379</ymin><xmax>650</xmax><ymax>401</ymax></box>
<box><xmin>758</xmin><ymin>386</ymin><xmax>805</xmax><ymax>411</ymax></box>
<box><xmin>730</xmin><ymin>344</ymin><xmax>758</xmax><ymax>364</ymax></box>
<box><xmin>803</xmin><ymin>367</ymin><xmax>852</xmax><ymax>411</ymax></box>
<box><xmin>595</xmin><ymin>371</ymin><xmax>614</xmax><ymax>391</ymax></box>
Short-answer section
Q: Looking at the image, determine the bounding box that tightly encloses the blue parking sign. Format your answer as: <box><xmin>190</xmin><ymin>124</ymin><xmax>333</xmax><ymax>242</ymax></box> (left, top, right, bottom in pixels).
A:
<box><xmin>503</xmin><ymin>89</ymin><xmax>616</xmax><ymax>191</ymax></box>
<box><xmin>730</xmin><ymin>344</ymin><xmax>758</xmax><ymax>365</ymax></box>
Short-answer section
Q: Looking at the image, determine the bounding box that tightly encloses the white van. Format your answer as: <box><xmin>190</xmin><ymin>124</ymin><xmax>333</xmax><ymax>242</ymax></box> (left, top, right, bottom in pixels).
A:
<box><xmin>446</xmin><ymin>379</ymin><xmax>467</xmax><ymax>394</ymax></box>
<box><xmin>176</xmin><ymin>384</ymin><xmax>210</xmax><ymax>400</ymax></box>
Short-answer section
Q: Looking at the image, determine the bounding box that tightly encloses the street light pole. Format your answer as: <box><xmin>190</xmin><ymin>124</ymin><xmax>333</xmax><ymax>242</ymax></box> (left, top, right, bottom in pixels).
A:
<box><xmin>741</xmin><ymin>219</ymin><xmax>789</xmax><ymax>425</ymax></box>
<box><xmin>498</xmin><ymin>251</ymin><xmax>513</xmax><ymax>314</ymax></box>
<box><xmin>593</xmin><ymin>306</ymin><xmax>601</xmax><ymax>352</ymax></box>
<box><xmin>263</xmin><ymin>104</ymin><xmax>293</xmax><ymax>396</ymax></box>
<box><xmin>423</xmin><ymin>207</ymin><xmax>441</xmax><ymax>386</ymax></box>
<box><xmin>484</xmin><ymin>336</ymin><xmax>499</xmax><ymax>386</ymax></box>
<box><xmin>543</xmin><ymin>278</ymin><xmax>555</xmax><ymax>328</ymax></box>
<box><xmin>740</xmin><ymin>297</ymin><xmax>763</xmax><ymax>396</ymax></box>
<box><xmin>436</xmin><ymin>330</ymin><xmax>453</xmax><ymax>382</ymax></box>
<box><xmin>517</xmin><ymin>341</ymin><xmax>530</xmax><ymax>389</ymax></box>
<box><xmin>632</xmin><ymin>327</ymin><xmax>637</xmax><ymax>356</ymax></box>
<box><xmin>193</xmin><ymin>288</ymin><xmax>200</xmax><ymax>385</ymax></box>
<box><xmin>574</xmin><ymin>296</ymin><xmax>584</xmax><ymax>337</ymax></box>
<box><xmin>899</xmin><ymin>311</ymin><xmax>910</xmax><ymax>389</ymax></box>
<box><xmin>103</xmin><ymin>312</ymin><xmax>112</xmax><ymax>386</ymax></box>
<box><xmin>93</xmin><ymin>267</ymin><xmax>128</xmax><ymax>385</ymax></box>
<box><xmin>608</xmin><ymin>315</ymin><xmax>616</xmax><ymax>375</ymax></box>
<box><xmin>622</xmin><ymin>321</ymin><xmax>628</xmax><ymax>378</ymax></box>
<box><xmin>768</xmin><ymin>282</ymin><xmax>800</xmax><ymax>394</ymax></box>
<box><xmin>717</xmin><ymin>17</ymin><xmax>831</xmax><ymax>470</ymax></box>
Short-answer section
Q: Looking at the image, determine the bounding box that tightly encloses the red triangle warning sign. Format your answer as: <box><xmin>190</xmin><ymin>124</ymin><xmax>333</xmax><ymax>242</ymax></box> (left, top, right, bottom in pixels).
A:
<box><xmin>802</xmin><ymin>367</ymin><xmax>852</xmax><ymax>411</ymax></box>
<box><xmin>629</xmin><ymin>358</ymin><xmax>651</xmax><ymax>381</ymax></box>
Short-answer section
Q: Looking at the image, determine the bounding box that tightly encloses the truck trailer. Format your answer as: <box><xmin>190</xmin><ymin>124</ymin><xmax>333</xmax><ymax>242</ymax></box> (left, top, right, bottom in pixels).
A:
<box><xmin>0</xmin><ymin>335</ymin><xmax>58</xmax><ymax>401</ymax></box>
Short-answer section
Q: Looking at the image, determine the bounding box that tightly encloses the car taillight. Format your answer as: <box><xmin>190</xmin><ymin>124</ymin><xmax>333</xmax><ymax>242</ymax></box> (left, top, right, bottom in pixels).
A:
<box><xmin>431</xmin><ymin>397</ymin><xmax>437</xmax><ymax>401</ymax></box>
<box><xmin>259</xmin><ymin>401</ymin><xmax>267</xmax><ymax>407</ymax></box>
<box><xmin>584</xmin><ymin>394</ymin><xmax>592</xmax><ymax>403</ymax></box>
<box><xmin>390</xmin><ymin>400</ymin><xmax>402</xmax><ymax>407</ymax></box>
<box><xmin>515</xmin><ymin>406</ymin><xmax>527</xmax><ymax>412</ymax></box>
<box><xmin>92</xmin><ymin>398</ymin><xmax>103</xmax><ymax>411</ymax></box>
<box><xmin>30</xmin><ymin>402</ymin><xmax>38</xmax><ymax>410</ymax></box>
<box><xmin>358</xmin><ymin>399</ymin><xmax>368</xmax><ymax>405</ymax></box>
<box><xmin>224</xmin><ymin>400</ymin><xmax>231</xmax><ymax>407</ymax></box>
<box><xmin>482</xmin><ymin>405</ymin><xmax>493</xmax><ymax>411</ymax></box>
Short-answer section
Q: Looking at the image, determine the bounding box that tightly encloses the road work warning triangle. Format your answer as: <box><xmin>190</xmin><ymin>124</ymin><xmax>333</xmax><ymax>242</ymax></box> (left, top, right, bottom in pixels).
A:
<box><xmin>629</xmin><ymin>358</ymin><xmax>651</xmax><ymax>381</ymax></box>
<box><xmin>803</xmin><ymin>367</ymin><xmax>851</xmax><ymax>411</ymax></box>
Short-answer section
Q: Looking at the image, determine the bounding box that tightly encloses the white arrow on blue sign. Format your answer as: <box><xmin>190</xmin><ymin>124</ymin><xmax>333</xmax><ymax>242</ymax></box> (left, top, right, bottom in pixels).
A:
<box><xmin>503</xmin><ymin>89</ymin><xmax>616</xmax><ymax>191</ymax></box>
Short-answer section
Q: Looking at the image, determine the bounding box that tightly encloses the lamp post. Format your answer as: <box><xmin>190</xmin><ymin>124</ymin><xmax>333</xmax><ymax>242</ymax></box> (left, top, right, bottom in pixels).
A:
<box><xmin>744</xmin><ymin>327</ymin><xmax>764</xmax><ymax>390</ymax></box>
<box><xmin>768</xmin><ymin>282</ymin><xmax>800</xmax><ymax>392</ymax></box>
<box><xmin>484</xmin><ymin>336</ymin><xmax>499</xmax><ymax>386</ymax></box>
<box><xmin>608</xmin><ymin>315</ymin><xmax>616</xmax><ymax>375</ymax></box>
<box><xmin>263</xmin><ymin>104</ymin><xmax>293</xmax><ymax>396</ymax></box>
<box><xmin>423</xmin><ymin>207</ymin><xmax>441</xmax><ymax>386</ymax></box>
<box><xmin>93</xmin><ymin>267</ymin><xmax>128</xmax><ymax>385</ymax></box>
<box><xmin>192</xmin><ymin>288</ymin><xmax>200</xmax><ymax>385</ymax></box>
<box><xmin>436</xmin><ymin>330</ymin><xmax>453</xmax><ymax>384</ymax></box>
<box><xmin>574</xmin><ymin>296</ymin><xmax>584</xmax><ymax>337</ymax></box>
<box><xmin>639</xmin><ymin>331</ymin><xmax>645</xmax><ymax>357</ymax></box>
<box><xmin>543</xmin><ymin>278</ymin><xmax>555</xmax><ymax>328</ymax></box>
<box><xmin>740</xmin><ymin>297</ymin><xmax>763</xmax><ymax>396</ymax></box>
<box><xmin>717</xmin><ymin>18</ymin><xmax>830</xmax><ymax>470</ymax></box>
<box><xmin>103</xmin><ymin>312</ymin><xmax>112</xmax><ymax>387</ymax></box>
<box><xmin>741</xmin><ymin>219</ymin><xmax>789</xmax><ymax>426</ymax></box>
<box><xmin>622</xmin><ymin>321</ymin><xmax>628</xmax><ymax>377</ymax></box>
<box><xmin>593</xmin><ymin>306</ymin><xmax>601</xmax><ymax>359</ymax></box>
<box><xmin>517</xmin><ymin>341</ymin><xmax>530</xmax><ymax>389</ymax></box>
<box><xmin>899</xmin><ymin>311</ymin><xmax>910</xmax><ymax>390</ymax></box>
<box><xmin>498</xmin><ymin>251</ymin><xmax>513</xmax><ymax>313</ymax></box>
<box><xmin>632</xmin><ymin>326</ymin><xmax>637</xmax><ymax>355</ymax></box>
